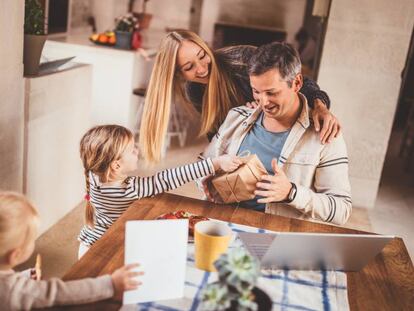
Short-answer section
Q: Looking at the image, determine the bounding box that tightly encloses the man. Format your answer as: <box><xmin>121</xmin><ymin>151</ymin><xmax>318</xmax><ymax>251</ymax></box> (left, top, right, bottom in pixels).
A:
<box><xmin>202</xmin><ymin>42</ymin><xmax>351</xmax><ymax>225</ymax></box>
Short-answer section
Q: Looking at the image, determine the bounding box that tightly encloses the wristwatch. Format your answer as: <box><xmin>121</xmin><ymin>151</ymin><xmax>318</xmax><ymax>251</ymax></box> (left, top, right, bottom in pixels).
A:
<box><xmin>286</xmin><ymin>182</ymin><xmax>297</xmax><ymax>203</ymax></box>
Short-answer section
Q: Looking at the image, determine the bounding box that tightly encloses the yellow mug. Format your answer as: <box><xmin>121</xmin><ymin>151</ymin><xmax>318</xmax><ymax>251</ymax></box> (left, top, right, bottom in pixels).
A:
<box><xmin>194</xmin><ymin>221</ymin><xmax>232</xmax><ymax>272</ymax></box>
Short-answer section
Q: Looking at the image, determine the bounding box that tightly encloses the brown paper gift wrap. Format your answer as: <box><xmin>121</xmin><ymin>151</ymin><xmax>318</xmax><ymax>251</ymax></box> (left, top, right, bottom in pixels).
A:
<box><xmin>211</xmin><ymin>154</ymin><xmax>267</xmax><ymax>203</ymax></box>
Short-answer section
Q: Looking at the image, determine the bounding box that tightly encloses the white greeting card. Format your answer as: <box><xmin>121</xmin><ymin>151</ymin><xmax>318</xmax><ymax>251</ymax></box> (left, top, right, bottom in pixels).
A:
<box><xmin>123</xmin><ymin>219</ymin><xmax>188</xmax><ymax>304</ymax></box>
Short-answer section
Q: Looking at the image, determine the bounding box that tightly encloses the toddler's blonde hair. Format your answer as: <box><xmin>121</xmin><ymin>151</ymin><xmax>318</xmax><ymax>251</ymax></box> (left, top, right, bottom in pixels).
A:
<box><xmin>79</xmin><ymin>125</ymin><xmax>134</xmax><ymax>228</ymax></box>
<box><xmin>0</xmin><ymin>192</ymin><xmax>39</xmax><ymax>259</ymax></box>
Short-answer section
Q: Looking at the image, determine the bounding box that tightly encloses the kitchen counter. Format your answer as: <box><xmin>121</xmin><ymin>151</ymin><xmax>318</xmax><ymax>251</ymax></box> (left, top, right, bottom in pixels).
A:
<box><xmin>42</xmin><ymin>29</ymin><xmax>161</xmax><ymax>129</ymax></box>
<box><xmin>24</xmin><ymin>64</ymin><xmax>92</xmax><ymax>234</ymax></box>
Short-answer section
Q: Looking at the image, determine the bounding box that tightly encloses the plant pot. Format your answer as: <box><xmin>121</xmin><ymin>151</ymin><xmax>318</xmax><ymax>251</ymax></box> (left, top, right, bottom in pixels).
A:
<box><xmin>115</xmin><ymin>31</ymin><xmax>132</xmax><ymax>50</ymax></box>
<box><xmin>227</xmin><ymin>287</ymin><xmax>272</xmax><ymax>311</ymax></box>
<box><xmin>23</xmin><ymin>34</ymin><xmax>47</xmax><ymax>76</ymax></box>
<box><xmin>251</xmin><ymin>287</ymin><xmax>272</xmax><ymax>311</ymax></box>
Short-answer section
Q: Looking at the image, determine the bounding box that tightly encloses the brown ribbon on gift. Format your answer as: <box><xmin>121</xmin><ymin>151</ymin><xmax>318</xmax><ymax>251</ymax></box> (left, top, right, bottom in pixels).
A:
<box><xmin>224</xmin><ymin>160</ymin><xmax>264</xmax><ymax>202</ymax></box>
<box><xmin>212</xmin><ymin>153</ymin><xmax>267</xmax><ymax>203</ymax></box>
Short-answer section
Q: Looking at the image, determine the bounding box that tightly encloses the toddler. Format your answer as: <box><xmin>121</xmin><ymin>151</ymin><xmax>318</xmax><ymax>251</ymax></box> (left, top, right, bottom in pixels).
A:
<box><xmin>0</xmin><ymin>191</ymin><xmax>143</xmax><ymax>311</ymax></box>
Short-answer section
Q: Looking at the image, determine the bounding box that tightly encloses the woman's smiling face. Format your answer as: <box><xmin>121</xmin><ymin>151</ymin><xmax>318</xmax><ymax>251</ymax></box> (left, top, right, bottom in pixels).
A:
<box><xmin>177</xmin><ymin>40</ymin><xmax>211</xmax><ymax>84</ymax></box>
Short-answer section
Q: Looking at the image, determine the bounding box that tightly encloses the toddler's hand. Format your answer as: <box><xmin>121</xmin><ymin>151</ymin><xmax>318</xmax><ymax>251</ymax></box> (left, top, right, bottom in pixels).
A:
<box><xmin>213</xmin><ymin>155</ymin><xmax>243</xmax><ymax>173</ymax></box>
<box><xmin>30</xmin><ymin>268</ymin><xmax>40</xmax><ymax>280</ymax></box>
<box><xmin>111</xmin><ymin>263</ymin><xmax>144</xmax><ymax>299</ymax></box>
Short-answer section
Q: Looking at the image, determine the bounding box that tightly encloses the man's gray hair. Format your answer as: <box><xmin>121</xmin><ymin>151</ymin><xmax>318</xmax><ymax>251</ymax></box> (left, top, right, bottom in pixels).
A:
<box><xmin>248</xmin><ymin>42</ymin><xmax>301</xmax><ymax>87</ymax></box>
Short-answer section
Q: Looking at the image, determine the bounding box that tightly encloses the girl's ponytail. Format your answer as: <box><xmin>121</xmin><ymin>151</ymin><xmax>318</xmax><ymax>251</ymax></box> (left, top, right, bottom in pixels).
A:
<box><xmin>84</xmin><ymin>170</ymin><xmax>94</xmax><ymax>228</ymax></box>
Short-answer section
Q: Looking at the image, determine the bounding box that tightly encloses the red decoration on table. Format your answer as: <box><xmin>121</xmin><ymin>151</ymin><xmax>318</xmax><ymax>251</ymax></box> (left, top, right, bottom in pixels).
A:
<box><xmin>156</xmin><ymin>210</ymin><xmax>209</xmax><ymax>236</ymax></box>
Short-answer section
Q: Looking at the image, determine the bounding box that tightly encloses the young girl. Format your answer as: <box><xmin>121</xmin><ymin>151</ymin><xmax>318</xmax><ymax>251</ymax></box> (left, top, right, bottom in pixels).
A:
<box><xmin>0</xmin><ymin>191</ymin><xmax>143</xmax><ymax>311</ymax></box>
<box><xmin>78</xmin><ymin>124</ymin><xmax>241</xmax><ymax>258</ymax></box>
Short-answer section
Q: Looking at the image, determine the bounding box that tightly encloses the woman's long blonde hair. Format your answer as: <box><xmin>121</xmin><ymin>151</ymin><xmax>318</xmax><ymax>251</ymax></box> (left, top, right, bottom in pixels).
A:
<box><xmin>79</xmin><ymin>125</ymin><xmax>134</xmax><ymax>228</ymax></box>
<box><xmin>0</xmin><ymin>192</ymin><xmax>39</xmax><ymax>258</ymax></box>
<box><xmin>139</xmin><ymin>30</ymin><xmax>241</xmax><ymax>163</ymax></box>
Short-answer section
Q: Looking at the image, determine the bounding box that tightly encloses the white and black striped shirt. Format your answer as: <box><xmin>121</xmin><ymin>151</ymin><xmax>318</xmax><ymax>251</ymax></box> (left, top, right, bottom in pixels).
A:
<box><xmin>78</xmin><ymin>158</ymin><xmax>214</xmax><ymax>247</ymax></box>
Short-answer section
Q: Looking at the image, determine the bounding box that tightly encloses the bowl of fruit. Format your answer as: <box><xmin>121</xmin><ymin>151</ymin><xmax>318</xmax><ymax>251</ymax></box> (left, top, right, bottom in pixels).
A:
<box><xmin>89</xmin><ymin>31</ymin><xmax>116</xmax><ymax>47</ymax></box>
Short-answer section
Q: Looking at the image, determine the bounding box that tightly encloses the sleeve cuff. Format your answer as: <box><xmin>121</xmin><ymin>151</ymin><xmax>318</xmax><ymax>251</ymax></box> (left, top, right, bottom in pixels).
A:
<box><xmin>206</xmin><ymin>158</ymin><xmax>216</xmax><ymax>176</ymax></box>
<box><xmin>310</xmin><ymin>91</ymin><xmax>331</xmax><ymax>109</ymax></box>
<box><xmin>288</xmin><ymin>184</ymin><xmax>311</xmax><ymax>212</ymax></box>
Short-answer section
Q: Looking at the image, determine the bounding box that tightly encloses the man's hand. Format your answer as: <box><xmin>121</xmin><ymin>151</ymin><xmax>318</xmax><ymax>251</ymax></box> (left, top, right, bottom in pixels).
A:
<box><xmin>312</xmin><ymin>99</ymin><xmax>341</xmax><ymax>144</ymax></box>
<box><xmin>255</xmin><ymin>159</ymin><xmax>292</xmax><ymax>203</ymax></box>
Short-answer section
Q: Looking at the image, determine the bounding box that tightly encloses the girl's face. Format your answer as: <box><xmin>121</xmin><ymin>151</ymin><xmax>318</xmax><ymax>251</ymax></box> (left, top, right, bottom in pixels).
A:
<box><xmin>177</xmin><ymin>40</ymin><xmax>211</xmax><ymax>84</ymax></box>
<box><xmin>117</xmin><ymin>139</ymin><xmax>139</xmax><ymax>175</ymax></box>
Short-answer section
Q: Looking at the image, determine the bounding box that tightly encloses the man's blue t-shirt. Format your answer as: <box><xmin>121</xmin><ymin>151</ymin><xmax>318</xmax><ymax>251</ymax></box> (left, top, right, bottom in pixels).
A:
<box><xmin>237</xmin><ymin>112</ymin><xmax>290</xmax><ymax>211</ymax></box>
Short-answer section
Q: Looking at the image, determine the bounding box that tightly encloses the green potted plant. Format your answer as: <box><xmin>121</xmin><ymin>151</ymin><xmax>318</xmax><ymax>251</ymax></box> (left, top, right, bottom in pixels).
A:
<box><xmin>200</xmin><ymin>248</ymin><xmax>272</xmax><ymax>311</ymax></box>
<box><xmin>114</xmin><ymin>13</ymin><xmax>139</xmax><ymax>50</ymax></box>
<box><xmin>23</xmin><ymin>0</ymin><xmax>47</xmax><ymax>76</ymax></box>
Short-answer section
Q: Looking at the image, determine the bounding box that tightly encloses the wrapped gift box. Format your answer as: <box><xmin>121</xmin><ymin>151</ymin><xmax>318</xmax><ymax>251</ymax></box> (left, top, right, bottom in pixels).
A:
<box><xmin>212</xmin><ymin>154</ymin><xmax>267</xmax><ymax>203</ymax></box>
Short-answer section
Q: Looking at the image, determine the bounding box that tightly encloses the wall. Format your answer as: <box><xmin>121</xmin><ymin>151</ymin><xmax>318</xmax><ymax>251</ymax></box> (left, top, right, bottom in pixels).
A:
<box><xmin>199</xmin><ymin>0</ymin><xmax>307</xmax><ymax>45</ymax></box>
<box><xmin>318</xmin><ymin>0</ymin><xmax>414</xmax><ymax>207</ymax></box>
<box><xmin>87</xmin><ymin>0</ymin><xmax>192</xmax><ymax>33</ymax></box>
<box><xmin>0</xmin><ymin>0</ymin><xmax>25</xmax><ymax>191</ymax></box>
<box><xmin>91</xmin><ymin>0</ymin><xmax>129</xmax><ymax>33</ymax></box>
<box><xmin>70</xmin><ymin>0</ymin><xmax>93</xmax><ymax>31</ymax></box>
<box><xmin>132</xmin><ymin>0</ymin><xmax>192</xmax><ymax>31</ymax></box>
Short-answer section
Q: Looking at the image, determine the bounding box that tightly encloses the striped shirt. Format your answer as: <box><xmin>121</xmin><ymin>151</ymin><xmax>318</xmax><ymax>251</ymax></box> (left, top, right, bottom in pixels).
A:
<box><xmin>78</xmin><ymin>158</ymin><xmax>215</xmax><ymax>247</ymax></box>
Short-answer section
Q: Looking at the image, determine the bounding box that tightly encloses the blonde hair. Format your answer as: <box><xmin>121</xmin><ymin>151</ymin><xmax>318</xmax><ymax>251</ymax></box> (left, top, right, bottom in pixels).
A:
<box><xmin>0</xmin><ymin>192</ymin><xmax>39</xmax><ymax>259</ymax></box>
<box><xmin>79</xmin><ymin>125</ymin><xmax>134</xmax><ymax>227</ymax></box>
<box><xmin>139</xmin><ymin>29</ymin><xmax>242</xmax><ymax>163</ymax></box>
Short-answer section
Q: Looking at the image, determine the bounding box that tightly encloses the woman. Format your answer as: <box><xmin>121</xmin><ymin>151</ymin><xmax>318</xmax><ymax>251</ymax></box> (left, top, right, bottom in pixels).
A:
<box><xmin>139</xmin><ymin>30</ymin><xmax>340</xmax><ymax>162</ymax></box>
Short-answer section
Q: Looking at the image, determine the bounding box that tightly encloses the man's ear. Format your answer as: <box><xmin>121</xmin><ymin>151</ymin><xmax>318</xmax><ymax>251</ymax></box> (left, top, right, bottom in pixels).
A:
<box><xmin>292</xmin><ymin>73</ymin><xmax>303</xmax><ymax>92</ymax></box>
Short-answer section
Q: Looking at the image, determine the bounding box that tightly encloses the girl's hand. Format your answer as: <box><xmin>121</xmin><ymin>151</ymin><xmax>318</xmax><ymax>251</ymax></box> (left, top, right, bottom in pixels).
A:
<box><xmin>245</xmin><ymin>101</ymin><xmax>259</xmax><ymax>109</ymax></box>
<box><xmin>200</xmin><ymin>175</ymin><xmax>214</xmax><ymax>202</ymax></box>
<box><xmin>200</xmin><ymin>175</ymin><xmax>223</xmax><ymax>203</ymax></box>
<box><xmin>111</xmin><ymin>263</ymin><xmax>144</xmax><ymax>299</ymax></box>
<box><xmin>312</xmin><ymin>99</ymin><xmax>341</xmax><ymax>144</ymax></box>
<box><xmin>212</xmin><ymin>155</ymin><xmax>243</xmax><ymax>173</ymax></box>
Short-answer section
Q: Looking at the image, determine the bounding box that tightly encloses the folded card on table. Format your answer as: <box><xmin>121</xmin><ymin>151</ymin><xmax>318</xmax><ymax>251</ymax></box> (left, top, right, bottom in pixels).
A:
<box><xmin>123</xmin><ymin>219</ymin><xmax>189</xmax><ymax>304</ymax></box>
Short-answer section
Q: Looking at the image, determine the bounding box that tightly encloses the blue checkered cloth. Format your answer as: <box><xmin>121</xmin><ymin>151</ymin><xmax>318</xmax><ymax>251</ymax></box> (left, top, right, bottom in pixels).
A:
<box><xmin>122</xmin><ymin>220</ymin><xmax>349</xmax><ymax>311</ymax></box>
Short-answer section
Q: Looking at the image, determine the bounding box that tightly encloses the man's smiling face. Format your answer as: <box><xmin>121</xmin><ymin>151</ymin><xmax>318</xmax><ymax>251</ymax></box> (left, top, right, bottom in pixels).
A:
<box><xmin>250</xmin><ymin>68</ymin><xmax>301</xmax><ymax>120</ymax></box>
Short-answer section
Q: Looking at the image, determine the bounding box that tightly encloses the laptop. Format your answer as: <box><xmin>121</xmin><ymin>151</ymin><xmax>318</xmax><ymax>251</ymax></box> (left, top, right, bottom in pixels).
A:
<box><xmin>38</xmin><ymin>56</ymin><xmax>76</xmax><ymax>75</ymax></box>
<box><xmin>238</xmin><ymin>232</ymin><xmax>394</xmax><ymax>271</ymax></box>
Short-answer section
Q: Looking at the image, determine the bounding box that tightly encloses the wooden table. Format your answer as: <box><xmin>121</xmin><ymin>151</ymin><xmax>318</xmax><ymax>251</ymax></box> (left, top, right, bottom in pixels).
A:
<box><xmin>54</xmin><ymin>193</ymin><xmax>414</xmax><ymax>310</ymax></box>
